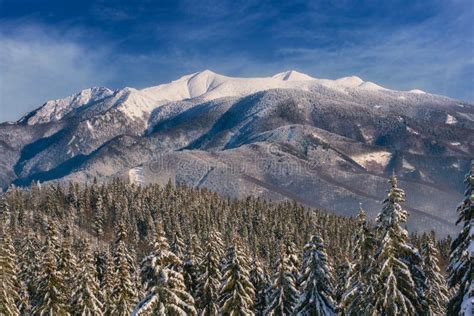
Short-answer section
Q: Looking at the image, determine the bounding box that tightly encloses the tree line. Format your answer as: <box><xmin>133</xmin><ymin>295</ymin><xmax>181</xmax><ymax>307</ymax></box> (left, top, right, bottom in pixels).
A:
<box><xmin>0</xmin><ymin>162</ymin><xmax>472</xmax><ymax>315</ymax></box>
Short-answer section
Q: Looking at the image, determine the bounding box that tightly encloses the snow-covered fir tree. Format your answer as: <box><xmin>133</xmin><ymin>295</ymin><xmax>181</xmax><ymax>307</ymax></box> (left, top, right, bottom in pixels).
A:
<box><xmin>295</xmin><ymin>234</ymin><xmax>335</xmax><ymax>316</ymax></box>
<box><xmin>58</xmin><ymin>225</ymin><xmax>78</xmax><ymax>299</ymax></box>
<box><xmin>447</xmin><ymin>161</ymin><xmax>474</xmax><ymax>316</ymax></box>
<box><xmin>99</xmin><ymin>249</ymin><xmax>116</xmax><ymax>311</ymax></box>
<box><xmin>94</xmin><ymin>250</ymin><xmax>108</xmax><ymax>295</ymax></box>
<box><xmin>17</xmin><ymin>231</ymin><xmax>38</xmax><ymax>313</ymax></box>
<box><xmin>334</xmin><ymin>262</ymin><xmax>349</xmax><ymax>311</ymax></box>
<box><xmin>219</xmin><ymin>240</ymin><xmax>255</xmax><ymax>315</ymax></box>
<box><xmin>0</xmin><ymin>228</ymin><xmax>21</xmax><ymax>316</ymax></box>
<box><xmin>372</xmin><ymin>175</ymin><xmax>426</xmax><ymax>315</ymax></box>
<box><xmin>285</xmin><ymin>241</ymin><xmax>300</xmax><ymax>285</ymax></box>
<box><xmin>93</xmin><ymin>193</ymin><xmax>105</xmax><ymax>240</ymax></box>
<box><xmin>182</xmin><ymin>234</ymin><xmax>202</xmax><ymax>298</ymax></box>
<box><xmin>44</xmin><ymin>221</ymin><xmax>62</xmax><ymax>262</ymax></box>
<box><xmin>71</xmin><ymin>238</ymin><xmax>104</xmax><ymax>315</ymax></box>
<box><xmin>196</xmin><ymin>230</ymin><xmax>224</xmax><ymax>316</ymax></box>
<box><xmin>32</xmin><ymin>224</ymin><xmax>70</xmax><ymax>316</ymax></box>
<box><xmin>421</xmin><ymin>234</ymin><xmax>449</xmax><ymax>315</ymax></box>
<box><xmin>170</xmin><ymin>231</ymin><xmax>186</xmax><ymax>263</ymax></box>
<box><xmin>133</xmin><ymin>221</ymin><xmax>196</xmax><ymax>315</ymax></box>
<box><xmin>249</xmin><ymin>257</ymin><xmax>269</xmax><ymax>316</ymax></box>
<box><xmin>107</xmin><ymin>221</ymin><xmax>138</xmax><ymax>316</ymax></box>
<box><xmin>341</xmin><ymin>206</ymin><xmax>377</xmax><ymax>315</ymax></box>
<box><xmin>265</xmin><ymin>248</ymin><xmax>299</xmax><ymax>315</ymax></box>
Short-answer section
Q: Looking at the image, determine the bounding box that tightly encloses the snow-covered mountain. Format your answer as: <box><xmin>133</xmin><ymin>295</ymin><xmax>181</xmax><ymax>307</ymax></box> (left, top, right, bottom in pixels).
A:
<box><xmin>1</xmin><ymin>70</ymin><xmax>473</xmax><ymax>235</ymax></box>
<box><xmin>20</xmin><ymin>70</ymin><xmax>409</xmax><ymax>125</ymax></box>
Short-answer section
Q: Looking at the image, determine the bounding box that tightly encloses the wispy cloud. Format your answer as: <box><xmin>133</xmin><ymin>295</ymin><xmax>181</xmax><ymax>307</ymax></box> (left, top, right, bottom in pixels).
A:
<box><xmin>0</xmin><ymin>22</ymin><xmax>116</xmax><ymax>121</ymax></box>
<box><xmin>272</xmin><ymin>0</ymin><xmax>474</xmax><ymax>99</ymax></box>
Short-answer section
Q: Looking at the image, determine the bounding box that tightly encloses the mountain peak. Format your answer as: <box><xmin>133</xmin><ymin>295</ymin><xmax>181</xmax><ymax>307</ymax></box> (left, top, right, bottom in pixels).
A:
<box><xmin>272</xmin><ymin>70</ymin><xmax>315</xmax><ymax>81</ymax></box>
<box><xmin>24</xmin><ymin>87</ymin><xmax>113</xmax><ymax>125</ymax></box>
<box><xmin>335</xmin><ymin>75</ymin><xmax>364</xmax><ymax>87</ymax></box>
<box><xmin>196</xmin><ymin>69</ymin><xmax>217</xmax><ymax>76</ymax></box>
<box><xmin>409</xmin><ymin>89</ymin><xmax>426</xmax><ymax>94</ymax></box>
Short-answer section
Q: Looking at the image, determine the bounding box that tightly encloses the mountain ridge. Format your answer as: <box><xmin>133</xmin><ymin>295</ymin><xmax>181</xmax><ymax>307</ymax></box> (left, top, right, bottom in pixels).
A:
<box><xmin>17</xmin><ymin>70</ymin><xmax>433</xmax><ymax>126</ymax></box>
<box><xmin>1</xmin><ymin>70</ymin><xmax>473</xmax><ymax>236</ymax></box>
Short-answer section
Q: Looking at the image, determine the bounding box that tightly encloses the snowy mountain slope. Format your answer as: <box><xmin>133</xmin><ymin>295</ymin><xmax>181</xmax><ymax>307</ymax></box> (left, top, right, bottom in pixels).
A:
<box><xmin>142</xmin><ymin>69</ymin><xmax>390</xmax><ymax>103</ymax></box>
<box><xmin>272</xmin><ymin>70</ymin><xmax>316</xmax><ymax>81</ymax></box>
<box><xmin>141</xmin><ymin>70</ymin><xmax>230</xmax><ymax>101</ymax></box>
<box><xmin>22</xmin><ymin>87</ymin><xmax>114</xmax><ymax>125</ymax></box>
<box><xmin>22</xmin><ymin>69</ymin><xmax>450</xmax><ymax>128</ymax></box>
<box><xmin>41</xmin><ymin>126</ymin><xmax>464</xmax><ymax>236</ymax></box>
<box><xmin>1</xmin><ymin>70</ymin><xmax>473</xmax><ymax>235</ymax></box>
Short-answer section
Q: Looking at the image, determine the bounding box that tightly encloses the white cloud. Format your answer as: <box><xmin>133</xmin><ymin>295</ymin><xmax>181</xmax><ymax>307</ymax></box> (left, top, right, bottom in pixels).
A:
<box><xmin>0</xmin><ymin>23</ymin><xmax>115</xmax><ymax>122</ymax></box>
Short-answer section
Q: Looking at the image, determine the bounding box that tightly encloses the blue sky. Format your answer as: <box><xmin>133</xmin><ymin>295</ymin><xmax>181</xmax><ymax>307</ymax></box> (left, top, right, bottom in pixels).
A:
<box><xmin>1</xmin><ymin>0</ymin><xmax>473</xmax><ymax>121</ymax></box>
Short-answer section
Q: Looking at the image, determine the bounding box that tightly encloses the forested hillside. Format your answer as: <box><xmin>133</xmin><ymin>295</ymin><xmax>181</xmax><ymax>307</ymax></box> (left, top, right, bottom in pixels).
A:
<box><xmin>0</xmin><ymin>163</ymin><xmax>472</xmax><ymax>315</ymax></box>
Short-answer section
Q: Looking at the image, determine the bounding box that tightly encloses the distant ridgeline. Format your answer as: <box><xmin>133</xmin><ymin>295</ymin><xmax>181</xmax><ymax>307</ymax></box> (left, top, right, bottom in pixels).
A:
<box><xmin>0</xmin><ymin>162</ymin><xmax>472</xmax><ymax>315</ymax></box>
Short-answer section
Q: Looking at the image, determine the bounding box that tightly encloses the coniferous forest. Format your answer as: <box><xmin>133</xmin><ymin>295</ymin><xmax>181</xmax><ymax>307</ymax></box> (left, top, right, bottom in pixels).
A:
<box><xmin>0</xmin><ymin>163</ymin><xmax>472</xmax><ymax>316</ymax></box>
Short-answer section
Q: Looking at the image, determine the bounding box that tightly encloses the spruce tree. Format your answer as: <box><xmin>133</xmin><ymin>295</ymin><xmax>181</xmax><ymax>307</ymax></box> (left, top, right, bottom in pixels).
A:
<box><xmin>372</xmin><ymin>176</ymin><xmax>426</xmax><ymax>315</ymax></box>
<box><xmin>100</xmin><ymin>248</ymin><xmax>116</xmax><ymax>312</ymax></box>
<box><xmin>44</xmin><ymin>221</ymin><xmax>62</xmax><ymax>262</ymax></box>
<box><xmin>421</xmin><ymin>235</ymin><xmax>449</xmax><ymax>315</ymax></box>
<box><xmin>108</xmin><ymin>222</ymin><xmax>138</xmax><ymax>316</ymax></box>
<box><xmin>265</xmin><ymin>248</ymin><xmax>298</xmax><ymax>315</ymax></box>
<box><xmin>295</xmin><ymin>234</ymin><xmax>335</xmax><ymax>316</ymax></box>
<box><xmin>249</xmin><ymin>257</ymin><xmax>269</xmax><ymax>316</ymax></box>
<box><xmin>32</xmin><ymin>226</ymin><xmax>70</xmax><ymax>315</ymax></box>
<box><xmin>0</xmin><ymin>229</ymin><xmax>21</xmax><ymax>316</ymax></box>
<box><xmin>334</xmin><ymin>263</ymin><xmax>349</xmax><ymax>312</ymax></box>
<box><xmin>285</xmin><ymin>241</ymin><xmax>300</xmax><ymax>285</ymax></box>
<box><xmin>94</xmin><ymin>250</ymin><xmax>108</xmax><ymax>293</ymax></box>
<box><xmin>133</xmin><ymin>222</ymin><xmax>197</xmax><ymax>315</ymax></box>
<box><xmin>182</xmin><ymin>234</ymin><xmax>202</xmax><ymax>298</ymax></box>
<box><xmin>218</xmin><ymin>241</ymin><xmax>255</xmax><ymax>315</ymax></box>
<box><xmin>341</xmin><ymin>206</ymin><xmax>377</xmax><ymax>315</ymax></box>
<box><xmin>17</xmin><ymin>231</ymin><xmax>38</xmax><ymax>313</ymax></box>
<box><xmin>58</xmin><ymin>226</ymin><xmax>78</xmax><ymax>299</ymax></box>
<box><xmin>71</xmin><ymin>239</ymin><xmax>103</xmax><ymax>315</ymax></box>
<box><xmin>171</xmin><ymin>231</ymin><xmax>186</xmax><ymax>262</ymax></box>
<box><xmin>447</xmin><ymin>161</ymin><xmax>473</xmax><ymax>315</ymax></box>
<box><xmin>196</xmin><ymin>230</ymin><xmax>224</xmax><ymax>315</ymax></box>
<box><xmin>93</xmin><ymin>193</ymin><xmax>105</xmax><ymax>240</ymax></box>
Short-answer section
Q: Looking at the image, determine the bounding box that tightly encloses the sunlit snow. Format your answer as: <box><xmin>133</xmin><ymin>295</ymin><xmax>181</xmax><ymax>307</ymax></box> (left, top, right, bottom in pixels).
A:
<box><xmin>352</xmin><ymin>151</ymin><xmax>392</xmax><ymax>169</ymax></box>
<box><xmin>446</xmin><ymin>114</ymin><xmax>458</xmax><ymax>125</ymax></box>
<box><xmin>25</xmin><ymin>70</ymin><xmax>431</xmax><ymax>125</ymax></box>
